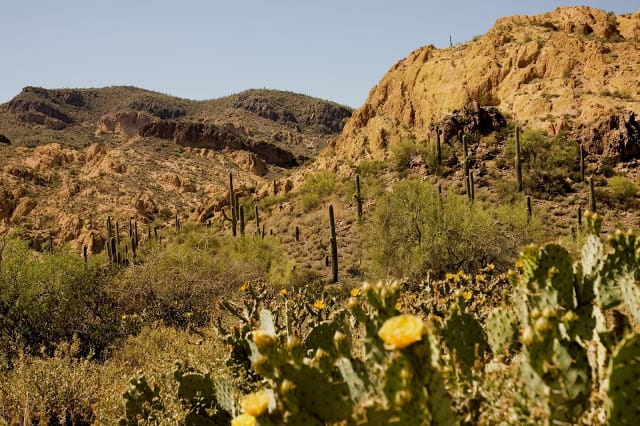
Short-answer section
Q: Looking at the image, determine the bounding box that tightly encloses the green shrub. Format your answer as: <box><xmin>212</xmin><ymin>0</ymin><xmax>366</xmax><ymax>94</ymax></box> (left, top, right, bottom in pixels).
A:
<box><xmin>365</xmin><ymin>178</ymin><xmax>541</xmax><ymax>277</ymax></box>
<box><xmin>114</xmin><ymin>229</ymin><xmax>296</xmax><ymax>327</ymax></box>
<box><xmin>606</xmin><ymin>175</ymin><xmax>637</xmax><ymax>204</ymax></box>
<box><xmin>298</xmin><ymin>170</ymin><xmax>337</xmax><ymax>211</ymax></box>
<box><xmin>505</xmin><ymin>129</ymin><xmax>579</xmax><ymax>196</ymax></box>
<box><xmin>0</xmin><ymin>239</ymin><xmax>118</xmax><ymax>364</ymax></box>
<box><xmin>390</xmin><ymin>138</ymin><xmax>452</xmax><ymax>174</ymax></box>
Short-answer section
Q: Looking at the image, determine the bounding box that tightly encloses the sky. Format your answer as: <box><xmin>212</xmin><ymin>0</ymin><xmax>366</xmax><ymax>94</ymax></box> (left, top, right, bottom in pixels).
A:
<box><xmin>0</xmin><ymin>1</ymin><xmax>636</xmax><ymax>108</ymax></box>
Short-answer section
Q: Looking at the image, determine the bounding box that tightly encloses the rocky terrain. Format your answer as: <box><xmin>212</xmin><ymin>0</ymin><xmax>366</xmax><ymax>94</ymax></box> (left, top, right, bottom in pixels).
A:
<box><xmin>1</xmin><ymin>6</ymin><xmax>640</xmax><ymax>261</ymax></box>
<box><xmin>0</xmin><ymin>87</ymin><xmax>352</xmax><ymax>249</ymax></box>
<box><xmin>331</xmin><ymin>6</ymin><xmax>640</xmax><ymax>162</ymax></box>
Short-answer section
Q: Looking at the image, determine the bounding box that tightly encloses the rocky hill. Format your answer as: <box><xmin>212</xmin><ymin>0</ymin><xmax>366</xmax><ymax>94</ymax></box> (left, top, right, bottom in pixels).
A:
<box><xmin>0</xmin><ymin>86</ymin><xmax>351</xmax><ymax>249</ymax></box>
<box><xmin>333</xmin><ymin>6</ymin><xmax>640</xmax><ymax>162</ymax></box>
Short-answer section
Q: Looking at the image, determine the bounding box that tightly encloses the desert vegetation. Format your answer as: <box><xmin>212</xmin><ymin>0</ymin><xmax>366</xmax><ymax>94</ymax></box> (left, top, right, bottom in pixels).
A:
<box><xmin>1</xmin><ymin>5</ymin><xmax>640</xmax><ymax>426</ymax></box>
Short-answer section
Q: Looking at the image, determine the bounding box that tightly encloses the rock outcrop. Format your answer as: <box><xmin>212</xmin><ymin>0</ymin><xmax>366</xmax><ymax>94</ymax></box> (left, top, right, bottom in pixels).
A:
<box><xmin>333</xmin><ymin>6</ymin><xmax>640</xmax><ymax>162</ymax></box>
<box><xmin>579</xmin><ymin>111</ymin><xmax>640</xmax><ymax>161</ymax></box>
<box><xmin>140</xmin><ymin>121</ymin><xmax>300</xmax><ymax>167</ymax></box>
<box><xmin>437</xmin><ymin>104</ymin><xmax>507</xmax><ymax>143</ymax></box>
<box><xmin>97</xmin><ymin>111</ymin><xmax>154</xmax><ymax>138</ymax></box>
<box><xmin>0</xmin><ymin>134</ymin><xmax>10</xmax><ymax>145</ymax></box>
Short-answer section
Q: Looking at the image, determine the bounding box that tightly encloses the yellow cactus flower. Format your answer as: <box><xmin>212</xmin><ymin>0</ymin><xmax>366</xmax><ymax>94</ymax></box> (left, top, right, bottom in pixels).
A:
<box><xmin>253</xmin><ymin>330</ymin><xmax>276</xmax><ymax>351</ymax></box>
<box><xmin>231</xmin><ymin>414</ymin><xmax>257</xmax><ymax>426</ymax></box>
<box><xmin>121</xmin><ymin>314</ymin><xmax>128</xmax><ymax>321</ymax></box>
<box><xmin>279</xmin><ymin>289</ymin><xmax>288</xmax><ymax>296</ymax></box>
<box><xmin>475</xmin><ymin>274</ymin><xmax>484</xmax><ymax>283</ymax></box>
<box><xmin>486</xmin><ymin>263</ymin><xmax>495</xmax><ymax>271</ymax></box>
<box><xmin>394</xmin><ymin>302</ymin><xmax>402</xmax><ymax>311</ymax></box>
<box><xmin>313</xmin><ymin>300</ymin><xmax>325</xmax><ymax>310</ymax></box>
<box><xmin>241</xmin><ymin>389</ymin><xmax>270</xmax><ymax>416</ymax></box>
<box><xmin>462</xmin><ymin>291</ymin><xmax>473</xmax><ymax>301</ymax></box>
<box><xmin>350</xmin><ymin>288</ymin><xmax>361</xmax><ymax>297</ymax></box>
<box><xmin>378</xmin><ymin>314</ymin><xmax>424</xmax><ymax>350</ymax></box>
<box><xmin>240</xmin><ymin>283</ymin><xmax>249</xmax><ymax>292</ymax></box>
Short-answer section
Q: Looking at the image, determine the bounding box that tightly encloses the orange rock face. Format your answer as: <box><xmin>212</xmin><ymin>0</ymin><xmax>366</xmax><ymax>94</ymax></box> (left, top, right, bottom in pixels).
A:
<box><xmin>334</xmin><ymin>7</ymin><xmax>640</xmax><ymax>162</ymax></box>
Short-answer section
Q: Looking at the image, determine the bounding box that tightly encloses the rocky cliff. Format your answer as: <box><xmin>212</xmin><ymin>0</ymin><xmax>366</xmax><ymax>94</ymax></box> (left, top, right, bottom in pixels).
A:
<box><xmin>334</xmin><ymin>6</ymin><xmax>640</xmax><ymax>162</ymax></box>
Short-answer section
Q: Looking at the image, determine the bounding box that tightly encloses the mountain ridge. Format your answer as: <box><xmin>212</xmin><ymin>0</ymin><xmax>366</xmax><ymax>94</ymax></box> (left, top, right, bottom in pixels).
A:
<box><xmin>331</xmin><ymin>6</ymin><xmax>640</xmax><ymax>162</ymax></box>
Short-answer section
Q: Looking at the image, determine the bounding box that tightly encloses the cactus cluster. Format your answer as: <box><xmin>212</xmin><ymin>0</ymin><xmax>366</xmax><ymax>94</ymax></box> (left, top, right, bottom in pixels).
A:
<box><xmin>119</xmin><ymin>212</ymin><xmax>640</xmax><ymax>425</ymax></box>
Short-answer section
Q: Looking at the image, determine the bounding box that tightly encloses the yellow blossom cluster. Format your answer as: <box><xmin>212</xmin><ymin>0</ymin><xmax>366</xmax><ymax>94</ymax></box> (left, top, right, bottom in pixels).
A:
<box><xmin>378</xmin><ymin>314</ymin><xmax>425</xmax><ymax>349</ymax></box>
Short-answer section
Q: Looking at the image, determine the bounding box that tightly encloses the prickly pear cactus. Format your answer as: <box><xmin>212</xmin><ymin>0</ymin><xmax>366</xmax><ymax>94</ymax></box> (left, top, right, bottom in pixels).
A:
<box><xmin>174</xmin><ymin>363</ymin><xmax>233</xmax><ymax>425</ymax></box>
<box><xmin>486</xmin><ymin>307</ymin><xmax>519</xmax><ymax>356</ymax></box>
<box><xmin>442</xmin><ymin>296</ymin><xmax>487</xmax><ymax>376</ymax></box>
<box><xmin>303</xmin><ymin>316</ymin><xmax>351</xmax><ymax>358</ymax></box>
<box><xmin>120</xmin><ymin>374</ymin><xmax>163</xmax><ymax>425</ymax></box>
<box><xmin>606</xmin><ymin>333</ymin><xmax>640</xmax><ymax>425</ymax></box>
<box><xmin>518</xmin><ymin>244</ymin><xmax>576</xmax><ymax>314</ymax></box>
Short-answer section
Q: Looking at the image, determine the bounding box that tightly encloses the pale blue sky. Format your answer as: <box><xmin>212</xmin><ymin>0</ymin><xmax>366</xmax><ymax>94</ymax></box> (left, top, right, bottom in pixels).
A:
<box><xmin>0</xmin><ymin>1</ymin><xmax>635</xmax><ymax>108</ymax></box>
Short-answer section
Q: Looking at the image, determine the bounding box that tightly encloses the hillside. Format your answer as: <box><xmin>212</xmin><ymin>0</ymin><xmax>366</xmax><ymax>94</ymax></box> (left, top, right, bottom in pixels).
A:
<box><xmin>0</xmin><ymin>86</ymin><xmax>352</xmax><ymax>250</ymax></box>
<box><xmin>332</xmin><ymin>6</ymin><xmax>640</xmax><ymax>162</ymax></box>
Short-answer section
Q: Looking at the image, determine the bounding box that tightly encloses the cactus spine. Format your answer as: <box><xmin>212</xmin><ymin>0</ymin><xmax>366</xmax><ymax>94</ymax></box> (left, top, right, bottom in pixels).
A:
<box><xmin>329</xmin><ymin>205</ymin><xmax>338</xmax><ymax>283</ymax></box>
<box><xmin>588</xmin><ymin>176</ymin><xmax>596</xmax><ymax>213</ymax></box>
<box><xmin>515</xmin><ymin>126</ymin><xmax>523</xmax><ymax>192</ymax></box>
<box><xmin>354</xmin><ymin>174</ymin><xmax>363</xmax><ymax>223</ymax></box>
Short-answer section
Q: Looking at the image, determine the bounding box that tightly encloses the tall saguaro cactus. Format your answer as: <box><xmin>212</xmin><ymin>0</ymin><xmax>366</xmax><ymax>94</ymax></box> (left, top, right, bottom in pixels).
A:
<box><xmin>515</xmin><ymin>126</ymin><xmax>523</xmax><ymax>192</ymax></box>
<box><xmin>329</xmin><ymin>205</ymin><xmax>338</xmax><ymax>283</ymax></box>
<box><xmin>436</xmin><ymin>128</ymin><xmax>442</xmax><ymax>166</ymax></box>
<box><xmin>579</xmin><ymin>143</ymin><xmax>585</xmax><ymax>183</ymax></box>
<box><xmin>354</xmin><ymin>174</ymin><xmax>363</xmax><ymax>223</ymax></box>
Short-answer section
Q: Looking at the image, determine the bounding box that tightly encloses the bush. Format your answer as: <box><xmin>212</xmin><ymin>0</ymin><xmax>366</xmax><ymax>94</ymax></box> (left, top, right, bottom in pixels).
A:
<box><xmin>505</xmin><ymin>129</ymin><xmax>579</xmax><ymax>196</ymax></box>
<box><xmin>606</xmin><ymin>176</ymin><xmax>637</xmax><ymax>204</ymax></box>
<box><xmin>114</xmin><ymin>228</ymin><xmax>296</xmax><ymax>327</ymax></box>
<box><xmin>0</xmin><ymin>239</ymin><xmax>118</xmax><ymax>365</ymax></box>
<box><xmin>390</xmin><ymin>138</ymin><xmax>454</xmax><ymax>175</ymax></box>
<box><xmin>298</xmin><ymin>170</ymin><xmax>336</xmax><ymax>211</ymax></box>
<box><xmin>365</xmin><ymin>178</ymin><xmax>541</xmax><ymax>277</ymax></box>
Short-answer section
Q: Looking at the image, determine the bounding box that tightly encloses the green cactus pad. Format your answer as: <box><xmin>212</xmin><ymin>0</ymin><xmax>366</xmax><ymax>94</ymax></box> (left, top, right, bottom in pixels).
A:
<box><xmin>442</xmin><ymin>303</ymin><xmax>487</xmax><ymax>375</ymax></box>
<box><xmin>486</xmin><ymin>308</ymin><xmax>519</xmax><ymax>356</ymax></box>
<box><xmin>304</xmin><ymin>320</ymin><xmax>350</xmax><ymax>357</ymax></box>
<box><xmin>607</xmin><ymin>333</ymin><xmax>640</xmax><ymax>425</ymax></box>
<box><xmin>336</xmin><ymin>357</ymin><xmax>371</xmax><ymax>403</ymax></box>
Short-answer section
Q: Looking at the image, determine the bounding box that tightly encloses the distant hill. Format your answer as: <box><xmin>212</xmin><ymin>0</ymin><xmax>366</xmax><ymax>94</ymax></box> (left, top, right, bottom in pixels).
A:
<box><xmin>0</xmin><ymin>86</ymin><xmax>351</xmax><ymax>250</ymax></box>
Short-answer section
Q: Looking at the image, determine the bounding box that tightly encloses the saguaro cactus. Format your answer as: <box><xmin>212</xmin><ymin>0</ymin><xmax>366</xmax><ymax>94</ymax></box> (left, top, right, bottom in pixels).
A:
<box><xmin>329</xmin><ymin>205</ymin><xmax>338</xmax><ymax>283</ymax></box>
<box><xmin>436</xmin><ymin>128</ymin><xmax>442</xmax><ymax>166</ymax></box>
<box><xmin>579</xmin><ymin>143</ymin><xmax>585</xmax><ymax>183</ymax></box>
<box><xmin>515</xmin><ymin>126</ymin><xmax>523</xmax><ymax>192</ymax></box>
<box><xmin>239</xmin><ymin>205</ymin><xmax>245</xmax><ymax>237</ymax></box>
<box><xmin>462</xmin><ymin>133</ymin><xmax>468</xmax><ymax>160</ymax></box>
<box><xmin>577</xmin><ymin>205</ymin><xmax>583</xmax><ymax>227</ymax></box>
<box><xmin>526</xmin><ymin>196</ymin><xmax>532</xmax><ymax>223</ymax></box>
<box><xmin>354</xmin><ymin>174</ymin><xmax>363</xmax><ymax>223</ymax></box>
